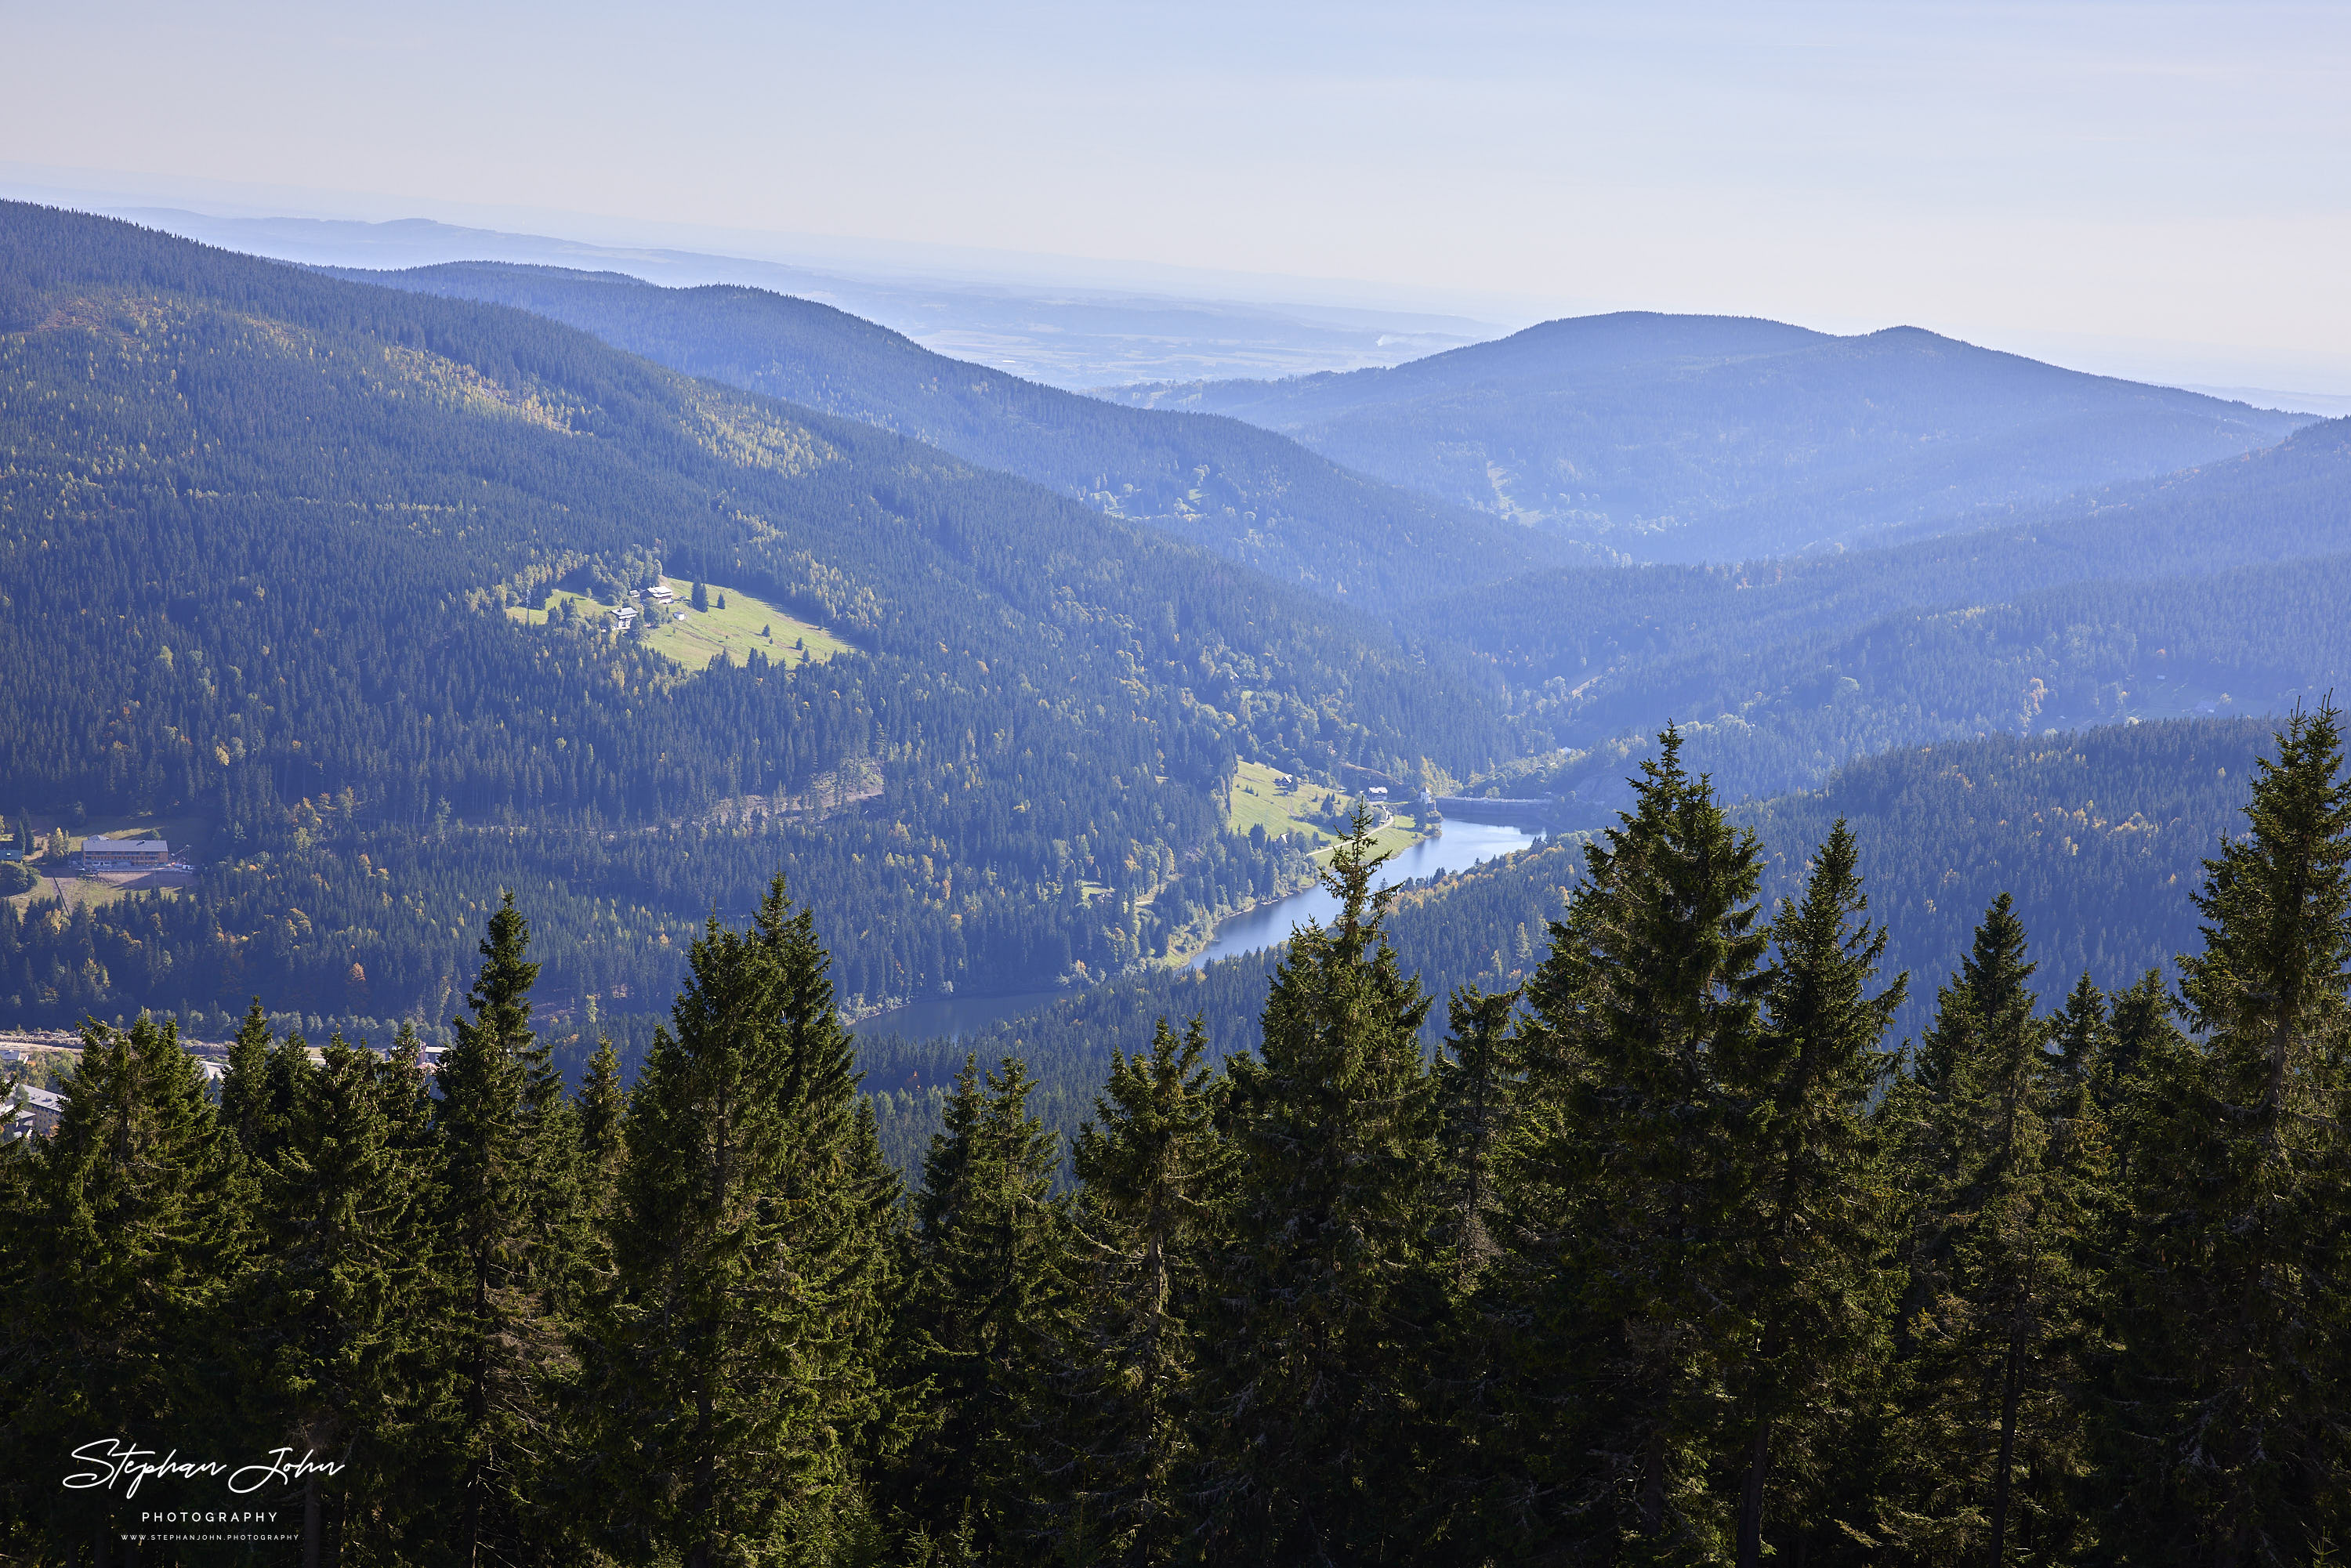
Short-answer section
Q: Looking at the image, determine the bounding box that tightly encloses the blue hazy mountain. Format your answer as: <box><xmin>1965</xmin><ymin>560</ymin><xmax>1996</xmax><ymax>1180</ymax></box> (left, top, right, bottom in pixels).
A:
<box><xmin>1108</xmin><ymin>313</ymin><xmax>2309</xmax><ymax>560</ymax></box>
<box><xmin>34</xmin><ymin>201</ymin><xmax>1503</xmax><ymax>386</ymax></box>
<box><xmin>0</xmin><ymin>201</ymin><xmax>1526</xmax><ymax>1031</ymax></box>
<box><xmin>321</xmin><ymin>260</ymin><xmax>1590</xmax><ymax>607</ymax></box>
<box><xmin>1406</xmin><ymin>415</ymin><xmax>2351</xmax><ymax>806</ymax></box>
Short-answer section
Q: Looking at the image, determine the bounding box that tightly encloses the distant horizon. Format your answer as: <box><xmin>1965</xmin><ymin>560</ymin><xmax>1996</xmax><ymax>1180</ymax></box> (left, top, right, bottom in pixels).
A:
<box><xmin>8</xmin><ymin>163</ymin><xmax>2349</xmax><ymax>413</ymax></box>
<box><xmin>10</xmin><ymin>2</ymin><xmax>2346</xmax><ymax>394</ymax></box>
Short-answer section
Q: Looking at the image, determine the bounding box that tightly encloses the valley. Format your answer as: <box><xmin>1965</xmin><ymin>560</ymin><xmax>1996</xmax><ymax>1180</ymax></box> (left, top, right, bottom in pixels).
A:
<box><xmin>3</xmin><ymin>198</ymin><xmax>2345</xmax><ymax>1085</ymax></box>
<box><xmin>5</xmin><ymin>194</ymin><xmax>2349</xmax><ymax>1568</ymax></box>
<box><xmin>0</xmin><ymin>201</ymin><xmax>1530</xmax><ymax>1042</ymax></box>
<box><xmin>326</xmin><ymin>260</ymin><xmax>1592</xmax><ymax>607</ymax></box>
<box><xmin>16</xmin><ymin>16</ymin><xmax>2351</xmax><ymax>1561</ymax></box>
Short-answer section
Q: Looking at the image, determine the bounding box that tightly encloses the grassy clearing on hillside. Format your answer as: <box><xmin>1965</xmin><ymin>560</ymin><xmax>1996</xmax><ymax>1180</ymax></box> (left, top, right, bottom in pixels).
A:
<box><xmin>7</xmin><ymin>872</ymin><xmax>134</xmax><ymax>914</ymax></box>
<box><xmin>2</xmin><ymin>814</ymin><xmax>208</xmax><ymax>913</ymax></box>
<box><xmin>1226</xmin><ymin>760</ymin><xmax>1339</xmax><ymax>845</ymax></box>
<box><xmin>507</xmin><ymin>582</ymin><xmax>847</xmax><ymax>672</ymax></box>
<box><xmin>641</xmin><ymin>582</ymin><xmax>848</xmax><ymax>672</ymax></box>
<box><xmin>1226</xmin><ymin>760</ymin><xmax>1425</xmax><ymax>864</ymax></box>
<box><xmin>506</xmin><ymin>588</ymin><xmax>627</xmax><ymax>637</ymax></box>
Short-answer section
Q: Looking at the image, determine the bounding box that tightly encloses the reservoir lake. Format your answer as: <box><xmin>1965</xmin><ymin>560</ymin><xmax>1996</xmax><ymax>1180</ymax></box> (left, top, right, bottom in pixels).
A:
<box><xmin>1184</xmin><ymin>819</ymin><xmax>1541</xmax><ymax>969</ymax></box>
<box><xmin>862</xmin><ymin>819</ymin><xmax>1541</xmax><ymax>1040</ymax></box>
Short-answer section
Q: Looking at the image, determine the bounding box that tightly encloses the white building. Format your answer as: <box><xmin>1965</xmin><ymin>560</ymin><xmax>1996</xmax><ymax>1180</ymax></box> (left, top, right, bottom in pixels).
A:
<box><xmin>5</xmin><ymin>1085</ymin><xmax>63</xmax><ymax>1141</ymax></box>
<box><xmin>83</xmin><ymin>838</ymin><xmax>171</xmax><ymax>870</ymax></box>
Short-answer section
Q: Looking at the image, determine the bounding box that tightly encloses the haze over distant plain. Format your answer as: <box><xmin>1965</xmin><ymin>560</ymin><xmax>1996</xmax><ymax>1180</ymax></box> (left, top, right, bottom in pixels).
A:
<box><xmin>9</xmin><ymin>0</ymin><xmax>2349</xmax><ymax>395</ymax></box>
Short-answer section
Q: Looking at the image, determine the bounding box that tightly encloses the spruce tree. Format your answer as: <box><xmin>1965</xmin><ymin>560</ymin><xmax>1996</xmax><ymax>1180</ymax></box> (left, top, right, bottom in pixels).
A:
<box><xmin>1200</xmin><ymin>813</ymin><xmax>1440</xmax><ymax>1564</ymax></box>
<box><xmin>896</xmin><ymin>1053</ymin><xmax>1075</xmax><ymax>1560</ymax></box>
<box><xmin>2049</xmin><ymin>974</ymin><xmax>2106</xmax><ymax>1100</ymax></box>
<box><xmin>1719</xmin><ymin>822</ymin><xmax>1905</xmax><ymax>1566</ymax></box>
<box><xmin>1435</xmin><ymin>983</ymin><xmax>1520</xmax><ymax>1288</ymax></box>
<box><xmin>431</xmin><ymin>891</ymin><xmax>581</xmax><ymax>1564</ymax></box>
<box><xmin>598</xmin><ymin>878</ymin><xmax>889</xmax><ymax>1565</ymax></box>
<box><xmin>1048</xmin><ymin>1015</ymin><xmax>1230</xmax><ymax>1566</ymax></box>
<box><xmin>839</xmin><ymin>1092</ymin><xmax>914</xmax><ymax>1521</ymax></box>
<box><xmin>1884</xmin><ymin>896</ymin><xmax>2105</xmax><ymax>1563</ymax></box>
<box><xmin>2</xmin><ymin>1016</ymin><xmax>248</xmax><ymax>1557</ymax></box>
<box><xmin>577</xmin><ymin>1036</ymin><xmax>626</xmax><ymax>1189</ymax></box>
<box><xmin>2106</xmin><ymin>703</ymin><xmax>2351</xmax><ymax>1560</ymax></box>
<box><xmin>2094</xmin><ymin>973</ymin><xmax>2180</xmax><ymax>1110</ymax></box>
<box><xmin>1421</xmin><ymin>983</ymin><xmax>1526</xmax><ymax>1556</ymax></box>
<box><xmin>574</xmin><ymin>1034</ymin><xmax>629</xmax><ymax>1254</ymax></box>
<box><xmin>2092</xmin><ymin>971</ymin><xmax>2190</xmax><ymax>1193</ymax></box>
<box><xmin>219</xmin><ymin>996</ymin><xmax>279</xmax><ymax>1156</ymax></box>
<box><xmin>242</xmin><ymin>1032</ymin><xmax>443</xmax><ymax>1566</ymax></box>
<box><xmin>1494</xmin><ymin>728</ymin><xmax>1770</xmax><ymax>1556</ymax></box>
<box><xmin>219</xmin><ymin>1001</ymin><xmax>321</xmax><ymax>1174</ymax></box>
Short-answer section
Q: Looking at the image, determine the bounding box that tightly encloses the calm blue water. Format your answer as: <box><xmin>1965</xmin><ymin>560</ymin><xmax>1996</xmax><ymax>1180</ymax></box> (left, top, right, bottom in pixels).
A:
<box><xmin>1185</xmin><ymin>820</ymin><xmax>1540</xmax><ymax>969</ymax></box>
<box><xmin>857</xmin><ymin>821</ymin><xmax>1543</xmax><ymax>1039</ymax></box>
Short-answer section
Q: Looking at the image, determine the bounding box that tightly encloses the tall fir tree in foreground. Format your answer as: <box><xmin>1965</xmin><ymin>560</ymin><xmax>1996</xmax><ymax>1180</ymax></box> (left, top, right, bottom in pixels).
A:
<box><xmin>0</xmin><ymin>1015</ymin><xmax>248</xmax><ymax>1559</ymax></box>
<box><xmin>219</xmin><ymin>996</ymin><xmax>292</xmax><ymax>1161</ymax></box>
<box><xmin>241</xmin><ymin>1031</ymin><xmax>444</xmax><ymax>1566</ymax></box>
<box><xmin>597</xmin><ymin>877</ymin><xmax>889</xmax><ymax>1566</ymax></box>
<box><xmin>894</xmin><ymin>1054</ymin><xmax>1076</xmax><ymax>1561</ymax></box>
<box><xmin>432</xmin><ymin>890</ymin><xmax>581</xmax><ymax>1565</ymax></box>
<box><xmin>1495</xmin><ymin>727</ymin><xmax>1770</xmax><ymax>1558</ymax></box>
<box><xmin>1045</xmin><ymin>1015</ymin><xmax>1230</xmax><ymax>1566</ymax></box>
<box><xmin>1884</xmin><ymin>896</ymin><xmax>2106</xmax><ymax>1563</ymax></box>
<box><xmin>1719</xmin><ymin>822</ymin><xmax>1905</xmax><ymax>1566</ymax></box>
<box><xmin>576</xmin><ymin>1035</ymin><xmax>628</xmax><ymax>1203</ymax></box>
<box><xmin>1434</xmin><ymin>983</ymin><xmax>1520</xmax><ymax>1289</ymax></box>
<box><xmin>1201</xmin><ymin>812</ymin><xmax>1440</xmax><ymax>1564</ymax></box>
<box><xmin>2108</xmin><ymin>701</ymin><xmax>2351</xmax><ymax>1559</ymax></box>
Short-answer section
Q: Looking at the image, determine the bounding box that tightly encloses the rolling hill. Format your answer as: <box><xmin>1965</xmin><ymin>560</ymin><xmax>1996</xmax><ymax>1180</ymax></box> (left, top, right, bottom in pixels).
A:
<box><xmin>0</xmin><ymin>201</ymin><xmax>1526</xmax><ymax>1032</ymax></box>
<box><xmin>1402</xmin><ymin>416</ymin><xmax>2351</xmax><ymax>805</ymax></box>
<box><xmin>313</xmin><ymin>261</ymin><xmax>1590</xmax><ymax>607</ymax></box>
<box><xmin>1107</xmin><ymin>312</ymin><xmax>2307</xmax><ymax>560</ymax></box>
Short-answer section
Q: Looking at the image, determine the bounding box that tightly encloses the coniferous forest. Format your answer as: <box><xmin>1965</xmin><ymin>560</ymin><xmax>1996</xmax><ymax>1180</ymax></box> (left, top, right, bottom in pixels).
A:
<box><xmin>9</xmin><ymin>704</ymin><xmax>2350</xmax><ymax>1565</ymax></box>
<box><xmin>0</xmin><ymin>201</ymin><xmax>1515</xmax><ymax>1028</ymax></box>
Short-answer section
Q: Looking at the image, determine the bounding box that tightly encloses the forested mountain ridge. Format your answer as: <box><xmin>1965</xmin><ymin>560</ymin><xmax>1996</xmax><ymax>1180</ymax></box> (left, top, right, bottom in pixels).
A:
<box><xmin>1414</xmin><ymin>413</ymin><xmax>2351</xmax><ymax>672</ymax></box>
<box><xmin>1403</xmin><ymin>417</ymin><xmax>2351</xmax><ymax>805</ymax></box>
<box><xmin>317</xmin><ymin>260</ymin><xmax>1592</xmax><ymax>606</ymax></box>
<box><xmin>1527</xmin><ymin>548</ymin><xmax>2351</xmax><ymax>809</ymax></box>
<box><xmin>0</xmin><ymin>202</ymin><xmax>1523</xmax><ymax>1027</ymax></box>
<box><xmin>1108</xmin><ymin>310</ymin><xmax>2306</xmax><ymax>559</ymax></box>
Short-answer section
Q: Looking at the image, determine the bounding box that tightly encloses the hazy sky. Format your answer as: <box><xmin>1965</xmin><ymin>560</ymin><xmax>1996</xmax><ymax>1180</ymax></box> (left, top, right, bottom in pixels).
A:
<box><xmin>12</xmin><ymin>1</ymin><xmax>2350</xmax><ymax>386</ymax></box>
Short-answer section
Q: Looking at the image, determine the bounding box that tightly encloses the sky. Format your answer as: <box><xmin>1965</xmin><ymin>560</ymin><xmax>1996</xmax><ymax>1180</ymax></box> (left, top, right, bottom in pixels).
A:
<box><xmin>9</xmin><ymin>0</ymin><xmax>2350</xmax><ymax>389</ymax></box>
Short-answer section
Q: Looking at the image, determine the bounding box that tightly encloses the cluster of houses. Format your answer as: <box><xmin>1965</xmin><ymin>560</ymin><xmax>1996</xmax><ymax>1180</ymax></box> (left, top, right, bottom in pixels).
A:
<box><xmin>1</xmin><ymin>1030</ymin><xmax>458</xmax><ymax>1142</ymax></box>
<box><xmin>610</xmin><ymin>579</ymin><xmax>690</xmax><ymax>633</ymax></box>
